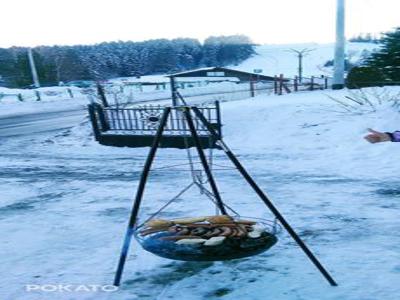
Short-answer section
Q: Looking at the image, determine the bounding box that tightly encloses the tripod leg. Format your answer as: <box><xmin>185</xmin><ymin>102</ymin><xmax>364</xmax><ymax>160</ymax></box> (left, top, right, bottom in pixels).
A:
<box><xmin>192</xmin><ymin>107</ymin><xmax>337</xmax><ymax>286</ymax></box>
<box><xmin>183</xmin><ymin>108</ymin><xmax>228</xmax><ymax>215</ymax></box>
<box><xmin>113</xmin><ymin>107</ymin><xmax>171</xmax><ymax>286</ymax></box>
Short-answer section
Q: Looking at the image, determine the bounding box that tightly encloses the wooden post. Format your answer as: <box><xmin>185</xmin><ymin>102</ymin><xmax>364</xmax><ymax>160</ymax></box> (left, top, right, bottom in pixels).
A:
<box><xmin>274</xmin><ymin>75</ymin><xmax>278</xmax><ymax>94</ymax></box>
<box><xmin>250</xmin><ymin>80</ymin><xmax>255</xmax><ymax>97</ymax></box>
<box><xmin>35</xmin><ymin>90</ymin><xmax>41</xmax><ymax>101</ymax></box>
<box><xmin>67</xmin><ymin>88</ymin><xmax>74</xmax><ymax>98</ymax></box>
<box><xmin>310</xmin><ymin>76</ymin><xmax>314</xmax><ymax>91</ymax></box>
<box><xmin>324</xmin><ymin>76</ymin><xmax>328</xmax><ymax>89</ymax></box>
<box><xmin>279</xmin><ymin>74</ymin><xmax>284</xmax><ymax>95</ymax></box>
<box><xmin>294</xmin><ymin>76</ymin><xmax>298</xmax><ymax>92</ymax></box>
<box><xmin>169</xmin><ymin>76</ymin><xmax>178</xmax><ymax>106</ymax></box>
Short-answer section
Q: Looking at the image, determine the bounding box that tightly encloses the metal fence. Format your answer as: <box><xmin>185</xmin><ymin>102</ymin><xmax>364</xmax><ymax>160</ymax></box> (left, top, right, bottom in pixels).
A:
<box><xmin>102</xmin><ymin>76</ymin><xmax>332</xmax><ymax>107</ymax></box>
<box><xmin>0</xmin><ymin>87</ymin><xmax>92</xmax><ymax>103</ymax></box>
<box><xmin>0</xmin><ymin>74</ymin><xmax>332</xmax><ymax>106</ymax></box>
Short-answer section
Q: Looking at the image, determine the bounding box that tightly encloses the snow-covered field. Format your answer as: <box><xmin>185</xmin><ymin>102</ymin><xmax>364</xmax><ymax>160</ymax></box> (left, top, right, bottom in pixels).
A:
<box><xmin>2</xmin><ymin>87</ymin><xmax>400</xmax><ymax>300</ymax></box>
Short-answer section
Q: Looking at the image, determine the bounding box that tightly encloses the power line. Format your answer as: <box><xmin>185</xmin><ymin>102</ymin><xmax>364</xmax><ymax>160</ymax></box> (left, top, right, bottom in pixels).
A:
<box><xmin>286</xmin><ymin>48</ymin><xmax>315</xmax><ymax>83</ymax></box>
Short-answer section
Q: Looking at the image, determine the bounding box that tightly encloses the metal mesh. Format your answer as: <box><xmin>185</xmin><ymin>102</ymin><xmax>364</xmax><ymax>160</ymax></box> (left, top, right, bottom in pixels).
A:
<box><xmin>102</xmin><ymin>105</ymin><xmax>219</xmax><ymax>136</ymax></box>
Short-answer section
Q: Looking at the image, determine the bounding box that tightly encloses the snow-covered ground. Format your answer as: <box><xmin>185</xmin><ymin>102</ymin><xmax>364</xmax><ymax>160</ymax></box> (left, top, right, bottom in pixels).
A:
<box><xmin>2</xmin><ymin>87</ymin><xmax>400</xmax><ymax>300</ymax></box>
<box><xmin>0</xmin><ymin>86</ymin><xmax>90</xmax><ymax>117</ymax></box>
<box><xmin>233</xmin><ymin>42</ymin><xmax>379</xmax><ymax>78</ymax></box>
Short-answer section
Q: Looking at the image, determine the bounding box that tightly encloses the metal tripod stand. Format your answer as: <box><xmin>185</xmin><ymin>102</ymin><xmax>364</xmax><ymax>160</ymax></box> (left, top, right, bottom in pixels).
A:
<box><xmin>113</xmin><ymin>106</ymin><xmax>337</xmax><ymax>287</ymax></box>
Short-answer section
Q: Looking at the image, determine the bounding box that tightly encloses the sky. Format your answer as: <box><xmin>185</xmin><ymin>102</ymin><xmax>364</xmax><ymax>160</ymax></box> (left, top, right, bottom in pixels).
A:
<box><xmin>0</xmin><ymin>0</ymin><xmax>399</xmax><ymax>48</ymax></box>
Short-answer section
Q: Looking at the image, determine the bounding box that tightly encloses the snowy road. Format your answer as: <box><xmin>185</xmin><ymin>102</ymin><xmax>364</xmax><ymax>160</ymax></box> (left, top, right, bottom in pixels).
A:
<box><xmin>2</xmin><ymin>89</ymin><xmax>400</xmax><ymax>300</ymax></box>
<box><xmin>0</xmin><ymin>108</ymin><xmax>86</xmax><ymax>137</ymax></box>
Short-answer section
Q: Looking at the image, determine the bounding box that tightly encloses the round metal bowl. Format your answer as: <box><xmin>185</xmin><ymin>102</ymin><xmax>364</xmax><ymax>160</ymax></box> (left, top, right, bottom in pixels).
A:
<box><xmin>134</xmin><ymin>217</ymin><xmax>280</xmax><ymax>261</ymax></box>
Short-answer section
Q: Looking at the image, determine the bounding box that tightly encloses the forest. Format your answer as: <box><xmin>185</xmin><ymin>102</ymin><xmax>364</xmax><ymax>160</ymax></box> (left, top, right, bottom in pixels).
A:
<box><xmin>0</xmin><ymin>35</ymin><xmax>255</xmax><ymax>88</ymax></box>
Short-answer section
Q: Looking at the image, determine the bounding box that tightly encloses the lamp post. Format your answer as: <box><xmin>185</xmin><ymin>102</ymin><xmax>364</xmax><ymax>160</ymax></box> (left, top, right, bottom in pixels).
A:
<box><xmin>332</xmin><ymin>0</ymin><xmax>345</xmax><ymax>89</ymax></box>
<box><xmin>28</xmin><ymin>48</ymin><xmax>40</xmax><ymax>88</ymax></box>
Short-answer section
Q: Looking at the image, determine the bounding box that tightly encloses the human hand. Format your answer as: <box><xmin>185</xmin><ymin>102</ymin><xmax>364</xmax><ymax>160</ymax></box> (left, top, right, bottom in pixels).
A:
<box><xmin>364</xmin><ymin>128</ymin><xmax>391</xmax><ymax>143</ymax></box>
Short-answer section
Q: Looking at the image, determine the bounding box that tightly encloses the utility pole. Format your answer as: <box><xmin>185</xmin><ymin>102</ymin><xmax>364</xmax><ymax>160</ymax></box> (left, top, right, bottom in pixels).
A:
<box><xmin>333</xmin><ymin>0</ymin><xmax>345</xmax><ymax>89</ymax></box>
<box><xmin>27</xmin><ymin>48</ymin><xmax>40</xmax><ymax>88</ymax></box>
<box><xmin>287</xmin><ymin>48</ymin><xmax>315</xmax><ymax>83</ymax></box>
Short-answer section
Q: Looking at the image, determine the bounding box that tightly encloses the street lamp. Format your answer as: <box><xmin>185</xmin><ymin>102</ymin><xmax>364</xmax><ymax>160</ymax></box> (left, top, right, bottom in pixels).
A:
<box><xmin>332</xmin><ymin>0</ymin><xmax>345</xmax><ymax>89</ymax></box>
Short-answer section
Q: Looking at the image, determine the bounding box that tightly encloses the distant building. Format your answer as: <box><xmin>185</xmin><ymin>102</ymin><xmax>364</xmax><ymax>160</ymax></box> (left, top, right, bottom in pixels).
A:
<box><xmin>114</xmin><ymin>67</ymin><xmax>277</xmax><ymax>93</ymax></box>
<box><xmin>168</xmin><ymin>67</ymin><xmax>276</xmax><ymax>82</ymax></box>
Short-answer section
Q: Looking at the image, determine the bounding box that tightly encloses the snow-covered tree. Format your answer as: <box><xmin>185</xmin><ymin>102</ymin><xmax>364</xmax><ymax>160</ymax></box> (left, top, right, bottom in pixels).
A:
<box><xmin>365</xmin><ymin>27</ymin><xmax>400</xmax><ymax>82</ymax></box>
<box><xmin>0</xmin><ymin>35</ymin><xmax>255</xmax><ymax>87</ymax></box>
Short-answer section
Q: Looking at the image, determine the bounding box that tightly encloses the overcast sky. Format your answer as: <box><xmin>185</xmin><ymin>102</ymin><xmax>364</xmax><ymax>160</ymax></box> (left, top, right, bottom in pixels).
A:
<box><xmin>0</xmin><ymin>0</ymin><xmax>398</xmax><ymax>48</ymax></box>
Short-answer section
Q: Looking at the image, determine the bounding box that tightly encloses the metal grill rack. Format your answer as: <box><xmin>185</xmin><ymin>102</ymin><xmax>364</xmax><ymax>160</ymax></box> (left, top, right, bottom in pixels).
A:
<box><xmin>88</xmin><ymin>102</ymin><xmax>222</xmax><ymax>148</ymax></box>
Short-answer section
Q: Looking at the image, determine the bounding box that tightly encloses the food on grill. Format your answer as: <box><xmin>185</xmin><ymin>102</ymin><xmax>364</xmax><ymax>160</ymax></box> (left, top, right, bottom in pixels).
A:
<box><xmin>206</xmin><ymin>215</ymin><xmax>234</xmax><ymax>224</ymax></box>
<box><xmin>139</xmin><ymin>215</ymin><xmax>270</xmax><ymax>244</ymax></box>
<box><xmin>137</xmin><ymin>215</ymin><xmax>278</xmax><ymax>261</ymax></box>
<box><xmin>146</xmin><ymin>219</ymin><xmax>173</xmax><ymax>229</ymax></box>
<box><xmin>204</xmin><ymin>236</ymin><xmax>226</xmax><ymax>246</ymax></box>
<box><xmin>171</xmin><ymin>217</ymin><xmax>208</xmax><ymax>224</ymax></box>
<box><xmin>176</xmin><ymin>238</ymin><xmax>207</xmax><ymax>245</ymax></box>
<box><xmin>236</xmin><ymin>219</ymin><xmax>257</xmax><ymax>225</ymax></box>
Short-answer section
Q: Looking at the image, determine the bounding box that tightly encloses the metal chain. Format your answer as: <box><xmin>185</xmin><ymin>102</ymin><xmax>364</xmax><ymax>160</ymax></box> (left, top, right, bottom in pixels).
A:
<box><xmin>137</xmin><ymin>182</ymin><xmax>195</xmax><ymax>228</ymax></box>
<box><xmin>138</xmin><ymin>97</ymin><xmax>228</xmax><ymax>227</ymax></box>
<box><xmin>194</xmin><ymin>182</ymin><xmax>240</xmax><ymax>217</ymax></box>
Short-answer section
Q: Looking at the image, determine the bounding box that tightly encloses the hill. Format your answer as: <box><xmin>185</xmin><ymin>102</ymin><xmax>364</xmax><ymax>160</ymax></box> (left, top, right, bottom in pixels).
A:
<box><xmin>232</xmin><ymin>42</ymin><xmax>379</xmax><ymax>78</ymax></box>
